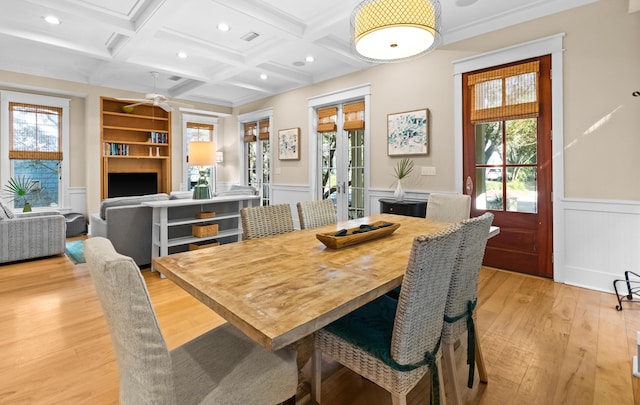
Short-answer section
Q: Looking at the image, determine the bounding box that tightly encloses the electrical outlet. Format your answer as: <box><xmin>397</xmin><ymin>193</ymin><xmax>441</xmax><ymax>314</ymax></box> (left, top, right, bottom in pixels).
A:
<box><xmin>421</xmin><ymin>166</ymin><xmax>436</xmax><ymax>176</ymax></box>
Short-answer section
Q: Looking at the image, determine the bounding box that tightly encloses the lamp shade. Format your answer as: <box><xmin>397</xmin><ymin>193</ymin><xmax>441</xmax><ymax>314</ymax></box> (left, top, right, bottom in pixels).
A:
<box><xmin>351</xmin><ymin>0</ymin><xmax>442</xmax><ymax>63</ymax></box>
<box><xmin>189</xmin><ymin>141</ymin><xmax>216</xmax><ymax>166</ymax></box>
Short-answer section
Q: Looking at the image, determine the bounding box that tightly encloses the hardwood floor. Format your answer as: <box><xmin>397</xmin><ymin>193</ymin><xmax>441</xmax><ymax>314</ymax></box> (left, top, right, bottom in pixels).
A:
<box><xmin>1</xmin><ymin>243</ymin><xmax>640</xmax><ymax>404</ymax></box>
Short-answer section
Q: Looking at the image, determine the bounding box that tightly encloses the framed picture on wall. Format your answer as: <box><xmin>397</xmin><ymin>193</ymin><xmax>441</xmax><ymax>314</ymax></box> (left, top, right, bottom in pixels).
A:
<box><xmin>278</xmin><ymin>127</ymin><xmax>301</xmax><ymax>160</ymax></box>
<box><xmin>387</xmin><ymin>108</ymin><xmax>429</xmax><ymax>156</ymax></box>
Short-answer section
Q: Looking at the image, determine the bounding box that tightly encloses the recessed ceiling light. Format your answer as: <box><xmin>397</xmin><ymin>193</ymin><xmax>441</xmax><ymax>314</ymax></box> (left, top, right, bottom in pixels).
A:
<box><xmin>217</xmin><ymin>23</ymin><xmax>230</xmax><ymax>32</ymax></box>
<box><xmin>177</xmin><ymin>51</ymin><xmax>188</xmax><ymax>59</ymax></box>
<box><xmin>305</xmin><ymin>56</ymin><xmax>315</xmax><ymax>63</ymax></box>
<box><xmin>44</xmin><ymin>15</ymin><xmax>60</xmax><ymax>25</ymax></box>
<box><xmin>260</xmin><ymin>74</ymin><xmax>268</xmax><ymax>80</ymax></box>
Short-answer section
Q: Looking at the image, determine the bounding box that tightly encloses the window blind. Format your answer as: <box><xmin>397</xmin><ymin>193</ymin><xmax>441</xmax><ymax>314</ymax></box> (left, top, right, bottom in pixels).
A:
<box><xmin>468</xmin><ymin>61</ymin><xmax>540</xmax><ymax>123</ymax></box>
<box><xmin>317</xmin><ymin>107</ymin><xmax>337</xmax><ymax>133</ymax></box>
<box><xmin>9</xmin><ymin>102</ymin><xmax>63</xmax><ymax>160</ymax></box>
<box><xmin>258</xmin><ymin>119</ymin><xmax>270</xmax><ymax>140</ymax></box>
<box><xmin>243</xmin><ymin>122</ymin><xmax>257</xmax><ymax>142</ymax></box>
<box><xmin>343</xmin><ymin>101</ymin><xmax>365</xmax><ymax>131</ymax></box>
<box><xmin>186</xmin><ymin>122</ymin><xmax>213</xmax><ymax>140</ymax></box>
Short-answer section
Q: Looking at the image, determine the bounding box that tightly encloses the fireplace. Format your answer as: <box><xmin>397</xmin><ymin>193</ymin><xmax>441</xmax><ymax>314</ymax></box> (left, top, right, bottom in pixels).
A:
<box><xmin>108</xmin><ymin>172</ymin><xmax>158</xmax><ymax>198</ymax></box>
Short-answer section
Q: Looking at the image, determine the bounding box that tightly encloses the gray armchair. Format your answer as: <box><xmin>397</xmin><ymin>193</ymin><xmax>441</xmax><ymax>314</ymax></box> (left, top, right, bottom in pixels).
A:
<box><xmin>0</xmin><ymin>211</ymin><xmax>66</xmax><ymax>263</ymax></box>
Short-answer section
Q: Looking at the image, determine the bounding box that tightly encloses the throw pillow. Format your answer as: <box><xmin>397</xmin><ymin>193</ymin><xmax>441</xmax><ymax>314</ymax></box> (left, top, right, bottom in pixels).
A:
<box><xmin>0</xmin><ymin>201</ymin><xmax>15</xmax><ymax>219</ymax></box>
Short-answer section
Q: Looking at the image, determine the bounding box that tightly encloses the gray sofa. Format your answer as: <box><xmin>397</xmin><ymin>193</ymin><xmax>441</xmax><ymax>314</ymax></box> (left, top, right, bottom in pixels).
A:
<box><xmin>0</xmin><ymin>203</ymin><xmax>66</xmax><ymax>264</ymax></box>
<box><xmin>90</xmin><ymin>193</ymin><xmax>169</xmax><ymax>267</ymax></box>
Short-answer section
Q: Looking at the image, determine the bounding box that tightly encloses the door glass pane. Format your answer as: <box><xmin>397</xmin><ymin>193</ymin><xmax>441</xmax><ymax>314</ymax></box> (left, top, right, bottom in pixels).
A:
<box><xmin>246</xmin><ymin>142</ymin><xmax>257</xmax><ymax>189</ymax></box>
<box><xmin>474</xmin><ymin>168</ymin><xmax>503</xmax><ymax>211</ymax></box>
<box><xmin>506</xmin><ymin>167</ymin><xmax>537</xmax><ymax>213</ymax></box>
<box><xmin>12</xmin><ymin>159</ymin><xmax>59</xmax><ymax>208</ymax></box>
<box><xmin>506</xmin><ymin>118</ymin><xmax>537</xmax><ymax>165</ymax></box>
<box><xmin>474</xmin><ymin>122</ymin><xmax>503</xmax><ymax>165</ymax></box>
<box><xmin>261</xmin><ymin>140</ymin><xmax>270</xmax><ymax>206</ymax></box>
<box><xmin>321</xmin><ymin>132</ymin><xmax>337</xmax><ymax>204</ymax></box>
<box><xmin>348</xmin><ymin>130</ymin><xmax>365</xmax><ymax>220</ymax></box>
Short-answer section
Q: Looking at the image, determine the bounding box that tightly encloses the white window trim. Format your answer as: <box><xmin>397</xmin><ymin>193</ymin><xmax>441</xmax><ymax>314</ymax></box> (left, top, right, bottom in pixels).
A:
<box><xmin>0</xmin><ymin>90</ymin><xmax>70</xmax><ymax>210</ymax></box>
<box><xmin>452</xmin><ymin>33</ymin><xmax>565</xmax><ymax>282</ymax></box>
<box><xmin>182</xmin><ymin>113</ymin><xmax>219</xmax><ymax>192</ymax></box>
<box><xmin>307</xmin><ymin>84</ymin><xmax>371</xmax><ymax>212</ymax></box>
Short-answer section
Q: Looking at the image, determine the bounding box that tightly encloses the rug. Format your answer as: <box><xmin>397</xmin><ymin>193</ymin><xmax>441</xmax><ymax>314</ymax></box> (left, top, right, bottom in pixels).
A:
<box><xmin>65</xmin><ymin>240</ymin><xmax>86</xmax><ymax>264</ymax></box>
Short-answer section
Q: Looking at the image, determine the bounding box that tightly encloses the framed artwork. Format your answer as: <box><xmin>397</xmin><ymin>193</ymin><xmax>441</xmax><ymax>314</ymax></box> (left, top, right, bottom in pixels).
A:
<box><xmin>387</xmin><ymin>108</ymin><xmax>429</xmax><ymax>156</ymax></box>
<box><xmin>278</xmin><ymin>127</ymin><xmax>301</xmax><ymax>160</ymax></box>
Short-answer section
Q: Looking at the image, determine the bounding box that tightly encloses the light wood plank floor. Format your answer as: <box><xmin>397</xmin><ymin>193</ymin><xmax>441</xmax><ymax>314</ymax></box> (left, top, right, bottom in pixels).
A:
<box><xmin>1</xmin><ymin>243</ymin><xmax>640</xmax><ymax>404</ymax></box>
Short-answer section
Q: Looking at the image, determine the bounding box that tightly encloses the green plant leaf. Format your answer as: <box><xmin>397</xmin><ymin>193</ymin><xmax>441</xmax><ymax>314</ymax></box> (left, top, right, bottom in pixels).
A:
<box><xmin>393</xmin><ymin>158</ymin><xmax>415</xmax><ymax>180</ymax></box>
<box><xmin>3</xmin><ymin>175</ymin><xmax>37</xmax><ymax>203</ymax></box>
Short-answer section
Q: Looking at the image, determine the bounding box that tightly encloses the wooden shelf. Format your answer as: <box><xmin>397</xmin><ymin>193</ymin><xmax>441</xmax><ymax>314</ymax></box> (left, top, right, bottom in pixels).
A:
<box><xmin>100</xmin><ymin>97</ymin><xmax>172</xmax><ymax>199</ymax></box>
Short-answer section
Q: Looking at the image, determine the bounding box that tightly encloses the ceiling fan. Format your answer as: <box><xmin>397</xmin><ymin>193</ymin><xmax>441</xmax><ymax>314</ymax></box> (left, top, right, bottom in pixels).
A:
<box><xmin>120</xmin><ymin>71</ymin><xmax>192</xmax><ymax>112</ymax></box>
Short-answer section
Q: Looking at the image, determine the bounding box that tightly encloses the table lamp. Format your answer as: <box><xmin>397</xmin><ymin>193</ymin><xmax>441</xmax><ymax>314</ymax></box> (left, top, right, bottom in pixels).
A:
<box><xmin>189</xmin><ymin>141</ymin><xmax>216</xmax><ymax>199</ymax></box>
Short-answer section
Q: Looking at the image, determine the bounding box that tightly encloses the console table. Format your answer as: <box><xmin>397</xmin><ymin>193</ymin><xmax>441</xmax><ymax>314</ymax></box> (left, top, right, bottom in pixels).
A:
<box><xmin>143</xmin><ymin>195</ymin><xmax>260</xmax><ymax>274</ymax></box>
<box><xmin>379</xmin><ymin>198</ymin><xmax>427</xmax><ymax>218</ymax></box>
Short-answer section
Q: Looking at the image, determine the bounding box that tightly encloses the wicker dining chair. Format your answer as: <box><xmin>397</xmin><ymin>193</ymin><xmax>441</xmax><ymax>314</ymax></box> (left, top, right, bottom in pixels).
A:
<box><xmin>84</xmin><ymin>237</ymin><xmax>297</xmax><ymax>405</ymax></box>
<box><xmin>441</xmin><ymin>212</ymin><xmax>494</xmax><ymax>405</ymax></box>
<box><xmin>311</xmin><ymin>224</ymin><xmax>464</xmax><ymax>405</ymax></box>
<box><xmin>296</xmin><ymin>200</ymin><xmax>337</xmax><ymax>229</ymax></box>
<box><xmin>240</xmin><ymin>204</ymin><xmax>294</xmax><ymax>240</ymax></box>
<box><xmin>425</xmin><ymin>193</ymin><xmax>471</xmax><ymax>223</ymax></box>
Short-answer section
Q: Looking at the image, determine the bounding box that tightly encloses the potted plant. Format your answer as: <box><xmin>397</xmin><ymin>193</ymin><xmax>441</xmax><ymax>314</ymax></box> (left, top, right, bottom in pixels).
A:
<box><xmin>391</xmin><ymin>158</ymin><xmax>414</xmax><ymax>201</ymax></box>
<box><xmin>3</xmin><ymin>176</ymin><xmax>39</xmax><ymax>212</ymax></box>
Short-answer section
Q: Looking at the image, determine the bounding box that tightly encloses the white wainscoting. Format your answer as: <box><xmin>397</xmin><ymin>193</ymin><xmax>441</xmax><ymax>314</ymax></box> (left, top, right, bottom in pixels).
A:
<box><xmin>559</xmin><ymin>198</ymin><xmax>640</xmax><ymax>294</ymax></box>
<box><xmin>67</xmin><ymin>187</ymin><xmax>86</xmax><ymax>215</ymax></box>
<box><xmin>270</xmin><ymin>184</ymin><xmax>312</xmax><ymax>229</ymax></box>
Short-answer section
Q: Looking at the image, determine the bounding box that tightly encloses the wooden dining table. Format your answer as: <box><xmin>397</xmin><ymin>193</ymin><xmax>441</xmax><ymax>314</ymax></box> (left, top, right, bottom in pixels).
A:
<box><xmin>153</xmin><ymin>213</ymin><xmax>498</xmax><ymax>352</ymax></box>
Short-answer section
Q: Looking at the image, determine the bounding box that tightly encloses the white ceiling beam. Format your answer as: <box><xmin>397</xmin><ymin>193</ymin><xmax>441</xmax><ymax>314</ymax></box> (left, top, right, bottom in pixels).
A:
<box><xmin>214</xmin><ymin>0</ymin><xmax>306</xmax><ymax>38</ymax></box>
<box><xmin>23</xmin><ymin>0</ymin><xmax>136</xmax><ymax>34</ymax></box>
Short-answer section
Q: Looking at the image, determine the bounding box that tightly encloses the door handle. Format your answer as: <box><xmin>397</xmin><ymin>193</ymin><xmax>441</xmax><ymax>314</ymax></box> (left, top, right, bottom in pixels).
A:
<box><xmin>466</xmin><ymin>176</ymin><xmax>473</xmax><ymax>196</ymax></box>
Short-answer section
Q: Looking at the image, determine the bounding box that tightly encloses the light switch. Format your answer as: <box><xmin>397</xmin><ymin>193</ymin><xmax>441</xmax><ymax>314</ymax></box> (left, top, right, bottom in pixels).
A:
<box><xmin>275</xmin><ymin>168</ymin><xmax>281</xmax><ymax>175</ymax></box>
<box><xmin>421</xmin><ymin>166</ymin><xmax>436</xmax><ymax>176</ymax></box>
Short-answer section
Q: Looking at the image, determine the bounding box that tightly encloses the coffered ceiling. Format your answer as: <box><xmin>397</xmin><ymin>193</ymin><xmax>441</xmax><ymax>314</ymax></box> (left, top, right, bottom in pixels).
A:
<box><xmin>0</xmin><ymin>0</ymin><xmax>598</xmax><ymax>107</ymax></box>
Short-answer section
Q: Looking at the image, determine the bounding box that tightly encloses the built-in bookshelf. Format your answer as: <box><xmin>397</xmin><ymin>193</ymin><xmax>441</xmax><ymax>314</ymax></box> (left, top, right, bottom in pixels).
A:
<box><xmin>100</xmin><ymin>97</ymin><xmax>172</xmax><ymax>199</ymax></box>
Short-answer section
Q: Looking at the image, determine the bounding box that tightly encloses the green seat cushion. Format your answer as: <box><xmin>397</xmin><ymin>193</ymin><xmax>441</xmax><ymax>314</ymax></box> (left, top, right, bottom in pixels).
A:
<box><xmin>324</xmin><ymin>295</ymin><xmax>398</xmax><ymax>366</ymax></box>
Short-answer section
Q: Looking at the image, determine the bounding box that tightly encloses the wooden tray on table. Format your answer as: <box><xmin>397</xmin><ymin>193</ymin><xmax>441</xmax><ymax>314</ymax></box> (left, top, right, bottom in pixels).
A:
<box><xmin>316</xmin><ymin>221</ymin><xmax>401</xmax><ymax>249</ymax></box>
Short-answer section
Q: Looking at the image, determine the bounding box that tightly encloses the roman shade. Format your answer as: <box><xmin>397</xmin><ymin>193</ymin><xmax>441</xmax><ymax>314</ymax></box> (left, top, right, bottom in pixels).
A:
<box><xmin>343</xmin><ymin>101</ymin><xmax>365</xmax><ymax>131</ymax></box>
<box><xmin>468</xmin><ymin>61</ymin><xmax>540</xmax><ymax>123</ymax></box>
<box><xmin>317</xmin><ymin>107</ymin><xmax>337</xmax><ymax>133</ymax></box>
<box><xmin>9</xmin><ymin>102</ymin><xmax>63</xmax><ymax>160</ymax></box>
<box><xmin>258</xmin><ymin>119</ymin><xmax>270</xmax><ymax>140</ymax></box>
<box><xmin>243</xmin><ymin>122</ymin><xmax>257</xmax><ymax>142</ymax></box>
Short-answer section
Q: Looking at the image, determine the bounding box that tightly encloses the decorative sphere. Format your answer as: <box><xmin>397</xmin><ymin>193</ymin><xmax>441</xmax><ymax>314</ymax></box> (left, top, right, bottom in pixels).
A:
<box><xmin>121</xmin><ymin>105</ymin><xmax>134</xmax><ymax>114</ymax></box>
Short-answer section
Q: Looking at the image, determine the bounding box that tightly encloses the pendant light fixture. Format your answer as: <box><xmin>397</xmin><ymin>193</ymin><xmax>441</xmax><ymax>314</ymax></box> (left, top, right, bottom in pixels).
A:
<box><xmin>351</xmin><ymin>0</ymin><xmax>442</xmax><ymax>63</ymax></box>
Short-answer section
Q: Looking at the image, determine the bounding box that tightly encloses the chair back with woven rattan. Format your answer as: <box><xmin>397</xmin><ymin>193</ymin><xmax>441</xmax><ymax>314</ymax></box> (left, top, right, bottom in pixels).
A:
<box><xmin>391</xmin><ymin>224</ymin><xmax>464</xmax><ymax>365</ymax></box>
<box><xmin>296</xmin><ymin>200</ymin><xmax>337</xmax><ymax>229</ymax></box>
<box><xmin>240</xmin><ymin>204</ymin><xmax>294</xmax><ymax>240</ymax></box>
<box><xmin>442</xmin><ymin>212</ymin><xmax>494</xmax><ymax>343</ymax></box>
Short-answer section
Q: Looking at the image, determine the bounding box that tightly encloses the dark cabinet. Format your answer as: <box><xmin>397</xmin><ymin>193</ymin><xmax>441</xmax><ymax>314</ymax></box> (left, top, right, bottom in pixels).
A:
<box><xmin>379</xmin><ymin>198</ymin><xmax>427</xmax><ymax>218</ymax></box>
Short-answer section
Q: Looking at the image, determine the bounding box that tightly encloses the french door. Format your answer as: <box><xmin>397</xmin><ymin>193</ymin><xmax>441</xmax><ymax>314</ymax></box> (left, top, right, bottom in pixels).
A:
<box><xmin>243</xmin><ymin>119</ymin><xmax>271</xmax><ymax>206</ymax></box>
<box><xmin>462</xmin><ymin>55</ymin><xmax>553</xmax><ymax>278</ymax></box>
<box><xmin>318</xmin><ymin>103</ymin><xmax>365</xmax><ymax>221</ymax></box>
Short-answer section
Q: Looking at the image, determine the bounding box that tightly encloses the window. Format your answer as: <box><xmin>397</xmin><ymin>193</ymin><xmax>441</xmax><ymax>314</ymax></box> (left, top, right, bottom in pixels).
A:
<box><xmin>1</xmin><ymin>91</ymin><xmax>69</xmax><ymax>210</ymax></box>
<box><xmin>239</xmin><ymin>109</ymin><xmax>272</xmax><ymax>206</ymax></box>
<box><xmin>182</xmin><ymin>115</ymin><xmax>218</xmax><ymax>193</ymax></box>
<box><xmin>468</xmin><ymin>60</ymin><xmax>541</xmax><ymax>213</ymax></box>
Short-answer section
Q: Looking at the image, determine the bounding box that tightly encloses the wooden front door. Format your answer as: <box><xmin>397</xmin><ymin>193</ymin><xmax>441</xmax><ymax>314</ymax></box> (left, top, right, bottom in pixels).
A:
<box><xmin>462</xmin><ymin>55</ymin><xmax>553</xmax><ymax>278</ymax></box>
